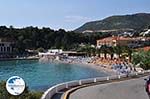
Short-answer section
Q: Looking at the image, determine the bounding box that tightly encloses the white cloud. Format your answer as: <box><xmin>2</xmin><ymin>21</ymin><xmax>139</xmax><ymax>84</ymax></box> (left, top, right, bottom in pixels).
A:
<box><xmin>64</xmin><ymin>15</ymin><xmax>92</xmax><ymax>23</ymax></box>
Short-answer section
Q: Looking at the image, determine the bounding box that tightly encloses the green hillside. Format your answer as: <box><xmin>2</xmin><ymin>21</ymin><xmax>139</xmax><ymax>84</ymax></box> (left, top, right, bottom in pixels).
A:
<box><xmin>75</xmin><ymin>13</ymin><xmax>150</xmax><ymax>33</ymax></box>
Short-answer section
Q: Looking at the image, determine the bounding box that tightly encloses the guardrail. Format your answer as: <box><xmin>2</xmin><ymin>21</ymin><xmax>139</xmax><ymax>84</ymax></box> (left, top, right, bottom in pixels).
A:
<box><xmin>41</xmin><ymin>70</ymin><xmax>150</xmax><ymax>99</ymax></box>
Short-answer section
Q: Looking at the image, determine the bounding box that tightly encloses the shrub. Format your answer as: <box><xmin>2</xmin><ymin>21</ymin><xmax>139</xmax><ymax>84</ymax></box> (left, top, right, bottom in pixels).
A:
<box><xmin>132</xmin><ymin>51</ymin><xmax>150</xmax><ymax>70</ymax></box>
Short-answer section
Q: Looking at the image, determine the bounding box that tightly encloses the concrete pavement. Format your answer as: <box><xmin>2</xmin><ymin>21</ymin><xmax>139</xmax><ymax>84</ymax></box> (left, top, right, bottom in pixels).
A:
<box><xmin>69</xmin><ymin>76</ymin><xmax>149</xmax><ymax>99</ymax></box>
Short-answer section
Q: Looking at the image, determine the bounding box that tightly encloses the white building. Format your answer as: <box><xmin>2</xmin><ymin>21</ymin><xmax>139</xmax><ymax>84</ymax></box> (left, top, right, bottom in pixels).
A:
<box><xmin>48</xmin><ymin>49</ymin><xmax>63</xmax><ymax>54</ymax></box>
<box><xmin>0</xmin><ymin>38</ymin><xmax>14</xmax><ymax>58</ymax></box>
<box><xmin>38</xmin><ymin>49</ymin><xmax>63</xmax><ymax>57</ymax></box>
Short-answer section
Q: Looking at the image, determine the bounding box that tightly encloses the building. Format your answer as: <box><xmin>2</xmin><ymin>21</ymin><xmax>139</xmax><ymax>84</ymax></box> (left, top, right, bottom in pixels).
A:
<box><xmin>135</xmin><ymin>46</ymin><xmax>150</xmax><ymax>52</ymax></box>
<box><xmin>97</xmin><ymin>36</ymin><xmax>150</xmax><ymax>48</ymax></box>
<box><xmin>39</xmin><ymin>49</ymin><xmax>62</xmax><ymax>57</ymax></box>
<box><xmin>0</xmin><ymin>38</ymin><xmax>14</xmax><ymax>58</ymax></box>
<box><xmin>48</xmin><ymin>49</ymin><xmax>63</xmax><ymax>54</ymax></box>
<box><xmin>39</xmin><ymin>49</ymin><xmax>87</xmax><ymax>58</ymax></box>
<box><xmin>63</xmin><ymin>51</ymin><xmax>87</xmax><ymax>57</ymax></box>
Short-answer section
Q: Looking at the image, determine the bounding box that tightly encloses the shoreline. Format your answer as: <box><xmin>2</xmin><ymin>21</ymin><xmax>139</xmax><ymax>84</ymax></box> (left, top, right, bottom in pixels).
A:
<box><xmin>50</xmin><ymin>60</ymin><xmax>116</xmax><ymax>76</ymax></box>
<box><xmin>0</xmin><ymin>57</ymin><xmax>119</xmax><ymax>76</ymax></box>
<box><xmin>80</xmin><ymin>63</ymin><xmax>117</xmax><ymax>76</ymax></box>
<box><xmin>0</xmin><ymin>57</ymin><xmax>115</xmax><ymax>76</ymax></box>
<box><xmin>69</xmin><ymin>62</ymin><xmax>116</xmax><ymax>76</ymax></box>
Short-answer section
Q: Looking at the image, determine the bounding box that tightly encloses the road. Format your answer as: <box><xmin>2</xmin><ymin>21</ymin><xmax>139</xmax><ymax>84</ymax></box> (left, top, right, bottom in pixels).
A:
<box><xmin>69</xmin><ymin>76</ymin><xmax>149</xmax><ymax>99</ymax></box>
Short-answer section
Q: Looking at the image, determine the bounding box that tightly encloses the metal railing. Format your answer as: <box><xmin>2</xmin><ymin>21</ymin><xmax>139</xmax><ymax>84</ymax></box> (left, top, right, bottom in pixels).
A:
<box><xmin>41</xmin><ymin>70</ymin><xmax>150</xmax><ymax>99</ymax></box>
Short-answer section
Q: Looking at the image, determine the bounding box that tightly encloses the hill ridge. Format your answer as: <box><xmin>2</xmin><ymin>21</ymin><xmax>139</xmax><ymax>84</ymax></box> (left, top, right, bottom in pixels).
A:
<box><xmin>75</xmin><ymin>13</ymin><xmax>150</xmax><ymax>33</ymax></box>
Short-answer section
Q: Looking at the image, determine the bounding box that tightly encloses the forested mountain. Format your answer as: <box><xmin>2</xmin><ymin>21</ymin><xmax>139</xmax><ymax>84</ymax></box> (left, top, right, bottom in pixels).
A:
<box><xmin>75</xmin><ymin>13</ymin><xmax>150</xmax><ymax>33</ymax></box>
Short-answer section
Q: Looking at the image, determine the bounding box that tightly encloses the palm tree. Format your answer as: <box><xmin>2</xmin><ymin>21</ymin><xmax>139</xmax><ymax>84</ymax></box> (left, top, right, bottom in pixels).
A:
<box><xmin>113</xmin><ymin>46</ymin><xmax>122</xmax><ymax>58</ymax></box>
<box><xmin>100</xmin><ymin>45</ymin><xmax>107</xmax><ymax>59</ymax></box>
<box><xmin>96</xmin><ymin>48</ymin><xmax>101</xmax><ymax>57</ymax></box>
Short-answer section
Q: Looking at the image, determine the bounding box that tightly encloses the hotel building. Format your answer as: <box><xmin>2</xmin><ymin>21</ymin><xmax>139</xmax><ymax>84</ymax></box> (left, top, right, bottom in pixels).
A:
<box><xmin>97</xmin><ymin>36</ymin><xmax>150</xmax><ymax>48</ymax></box>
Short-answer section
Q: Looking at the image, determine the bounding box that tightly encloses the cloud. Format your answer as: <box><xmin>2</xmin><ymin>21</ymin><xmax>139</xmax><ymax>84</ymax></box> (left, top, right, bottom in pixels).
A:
<box><xmin>64</xmin><ymin>15</ymin><xmax>92</xmax><ymax>23</ymax></box>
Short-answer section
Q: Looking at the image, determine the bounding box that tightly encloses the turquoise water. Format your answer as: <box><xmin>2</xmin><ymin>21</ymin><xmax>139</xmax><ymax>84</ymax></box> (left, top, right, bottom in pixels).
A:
<box><xmin>0</xmin><ymin>60</ymin><xmax>108</xmax><ymax>91</ymax></box>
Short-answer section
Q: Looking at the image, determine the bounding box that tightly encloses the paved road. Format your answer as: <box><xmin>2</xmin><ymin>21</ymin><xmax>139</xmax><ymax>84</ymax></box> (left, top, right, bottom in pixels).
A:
<box><xmin>70</xmin><ymin>77</ymin><xmax>149</xmax><ymax>99</ymax></box>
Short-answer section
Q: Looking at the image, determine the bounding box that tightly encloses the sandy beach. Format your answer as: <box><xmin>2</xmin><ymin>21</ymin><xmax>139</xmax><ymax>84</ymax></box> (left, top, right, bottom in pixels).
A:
<box><xmin>50</xmin><ymin>60</ymin><xmax>117</xmax><ymax>76</ymax></box>
<box><xmin>39</xmin><ymin>56</ymin><xmax>134</xmax><ymax>76</ymax></box>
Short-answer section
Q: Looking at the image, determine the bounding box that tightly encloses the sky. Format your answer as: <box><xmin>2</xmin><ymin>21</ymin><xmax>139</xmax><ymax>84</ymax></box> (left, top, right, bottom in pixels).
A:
<box><xmin>0</xmin><ymin>0</ymin><xmax>150</xmax><ymax>30</ymax></box>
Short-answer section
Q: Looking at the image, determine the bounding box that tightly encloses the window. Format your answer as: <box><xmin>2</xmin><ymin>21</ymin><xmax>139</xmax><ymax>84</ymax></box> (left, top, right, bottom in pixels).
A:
<box><xmin>3</xmin><ymin>47</ymin><xmax>5</xmax><ymax>52</ymax></box>
<box><xmin>0</xmin><ymin>47</ymin><xmax>2</xmax><ymax>52</ymax></box>
<box><xmin>7</xmin><ymin>47</ymin><xmax>10</xmax><ymax>52</ymax></box>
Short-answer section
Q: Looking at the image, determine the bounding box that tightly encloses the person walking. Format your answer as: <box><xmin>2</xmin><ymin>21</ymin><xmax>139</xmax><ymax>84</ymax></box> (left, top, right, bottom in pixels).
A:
<box><xmin>145</xmin><ymin>77</ymin><xmax>150</xmax><ymax>99</ymax></box>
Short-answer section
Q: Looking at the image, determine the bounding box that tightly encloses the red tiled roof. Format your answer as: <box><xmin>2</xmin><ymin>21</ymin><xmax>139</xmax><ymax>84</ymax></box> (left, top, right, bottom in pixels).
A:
<box><xmin>144</xmin><ymin>47</ymin><xmax>150</xmax><ymax>51</ymax></box>
<box><xmin>136</xmin><ymin>46</ymin><xmax>150</xmax><ymax>51</ymax></box>
<box><xmin>97</xmin><ymin>36</ymin><xmax>150</xmax><ymax>42</ymax></box>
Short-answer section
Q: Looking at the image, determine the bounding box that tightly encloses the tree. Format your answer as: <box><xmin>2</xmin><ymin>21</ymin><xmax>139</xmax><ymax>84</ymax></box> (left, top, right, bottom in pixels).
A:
<box><xmin>132</xmin><ymin>51</ymin><xmax>150</xmax><ymax>70</ymax></box>
<box><xmin>100</xmin><ymin>45</ymin><xmax>108</xmax><ymax>59</ymax></box>
<box><xmin>0</xmin><ymin>25</ymin><xmax>111</xmax><ymax>55</ymax></box>
<box><xmin>37</xmin><ymin>47</ymin><xmax>45</xmax><ymax>52</ymax></box>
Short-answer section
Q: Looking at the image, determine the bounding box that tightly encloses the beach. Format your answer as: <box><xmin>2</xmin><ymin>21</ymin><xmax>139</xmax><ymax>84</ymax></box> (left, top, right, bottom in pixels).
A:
<box><xmin>40</xmin><ymin>56</ymin><xmax>135</xmax><ymax>76</ymax></box>
<box><xmin>39</xmin><ymin>56</ymin><xmax>116</xmax><ymax>76</ymax></box>
<box><xmin>66</xmin><ymin>62</ymin><xmax>116</xmax><ymax>76</ymax></box>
